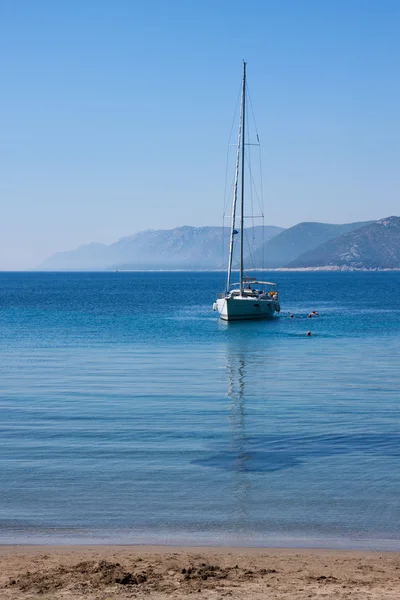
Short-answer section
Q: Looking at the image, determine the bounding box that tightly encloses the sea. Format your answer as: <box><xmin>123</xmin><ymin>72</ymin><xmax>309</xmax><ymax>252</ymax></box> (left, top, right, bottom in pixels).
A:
<box><xmin>0</xmin><ymin>271</ymin><xmax>399</xmax><ymax>550</ymax></box>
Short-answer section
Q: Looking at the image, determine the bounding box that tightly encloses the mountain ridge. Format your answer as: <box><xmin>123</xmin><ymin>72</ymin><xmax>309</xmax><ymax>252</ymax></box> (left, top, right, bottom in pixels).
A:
<box><xmin>287</xmin><ymin>216</ymin><xmax>400</xmax><ymax>269</ymax></box>
<box><xmin>38</xmin><ymin>218</ymin><xmax>400</xmax><ymax>271</ymax></box>
<box><xmin>39</xmin><ymin>225</ymin><xmax>283</xmax><ymax>271</ymax></box>
<box><xmin>246</xmin><ymin>220</ymin><xmax>372</xmax><ymax>268</ymax></box>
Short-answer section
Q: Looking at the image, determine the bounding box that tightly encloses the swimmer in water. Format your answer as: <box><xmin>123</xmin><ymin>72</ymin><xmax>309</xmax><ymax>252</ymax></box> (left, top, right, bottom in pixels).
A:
<box><xmin>306</xmin><ymin>331</ymin><xmax>312</xmax><ymax>336</ymax></box>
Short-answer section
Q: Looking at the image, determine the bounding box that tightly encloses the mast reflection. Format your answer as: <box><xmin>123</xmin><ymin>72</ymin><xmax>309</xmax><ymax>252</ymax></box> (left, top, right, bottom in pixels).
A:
<box><xmin>226</xmin><ymin>348</ymin><xmax>251</xmax><ymax>530</ymax></box>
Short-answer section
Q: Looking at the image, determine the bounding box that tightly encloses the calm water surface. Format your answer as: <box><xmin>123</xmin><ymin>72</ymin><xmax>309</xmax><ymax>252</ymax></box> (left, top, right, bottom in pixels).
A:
<box><xmin>0</xmin><ymin>271</ymin><xmax>399</xmax><ymax>549</ymax></box>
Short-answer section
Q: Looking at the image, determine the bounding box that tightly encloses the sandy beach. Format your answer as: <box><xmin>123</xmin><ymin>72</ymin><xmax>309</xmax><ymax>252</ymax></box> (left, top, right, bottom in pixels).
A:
<box><xmin>0</xmin><ymin>545</ymin><xmax>399</xmax><ymax>599</ymax></box>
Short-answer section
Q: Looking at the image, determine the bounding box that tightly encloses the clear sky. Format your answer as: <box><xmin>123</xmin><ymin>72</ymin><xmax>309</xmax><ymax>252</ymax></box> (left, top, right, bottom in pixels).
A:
<box><xmin>1</xmin><ymin>0</ymin><xmax>400</xmax><ymax>268</ymax></box>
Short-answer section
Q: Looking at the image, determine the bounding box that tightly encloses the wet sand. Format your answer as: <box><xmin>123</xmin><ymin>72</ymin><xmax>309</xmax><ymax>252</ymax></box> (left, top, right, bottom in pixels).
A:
<box><xmin>0</xmin><ymin>545</ymin><xmax>399</xmax><ymax>599</ymax></box>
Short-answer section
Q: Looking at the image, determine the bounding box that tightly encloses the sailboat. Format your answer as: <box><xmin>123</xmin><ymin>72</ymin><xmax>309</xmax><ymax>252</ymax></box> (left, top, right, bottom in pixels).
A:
<box><xmin>213</xmin><ymin>62</ymin><xmax>280</xmax><ymax>321</ymax></box>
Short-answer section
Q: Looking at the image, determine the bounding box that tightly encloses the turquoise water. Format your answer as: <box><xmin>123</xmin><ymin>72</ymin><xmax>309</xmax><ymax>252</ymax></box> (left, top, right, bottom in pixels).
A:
<box><xmin>0</xmin><ymin>271</ymin><xmax>399</xmax><ymax>549</ymax></box>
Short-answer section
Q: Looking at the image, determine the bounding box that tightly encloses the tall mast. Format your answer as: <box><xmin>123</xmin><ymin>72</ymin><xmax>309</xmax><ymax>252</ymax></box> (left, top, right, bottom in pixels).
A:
<box><xmin>226</xmin><ymin>114</ymin><xmax>241</xmax><ymax>291</ymax></box>
<box><xmin>239</xmin><ymin>61</ymin><xmax>246</xmax><ymax>296</ymax></box>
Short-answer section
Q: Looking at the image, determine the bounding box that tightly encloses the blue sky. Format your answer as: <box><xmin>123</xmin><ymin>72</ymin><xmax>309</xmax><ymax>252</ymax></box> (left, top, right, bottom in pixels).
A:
<box><xmin>1</xmin><ymin>0</ymin><xmax>400</xmax><ymax>268</ymax></box>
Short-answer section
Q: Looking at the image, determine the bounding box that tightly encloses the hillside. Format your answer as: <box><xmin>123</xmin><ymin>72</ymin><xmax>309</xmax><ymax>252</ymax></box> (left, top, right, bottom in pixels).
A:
<box><xmin>287</xmin><ymin>216</ymin><xmax>400</xmax><ymax>269</ymax></box>
<box><xmin>39</xmin><ymin>225</ymin><xmax>283</xmax><ymax>271</ymax></box>
<box><xmin>39</xmin><ymin>218</ymin><xmax>398</xmax><ymax>271</ymax></box>
<box><xmin>247</xmin><ymin>221</ymin><xmax>371</xmax><ymax>268</ymax></box>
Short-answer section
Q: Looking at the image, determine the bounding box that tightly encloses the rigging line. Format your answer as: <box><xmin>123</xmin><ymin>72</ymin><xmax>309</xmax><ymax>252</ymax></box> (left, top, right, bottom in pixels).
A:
<box><xmin>223</xmin><ymin>152</ymin><xmax>234</xmax><ymax>217</ymax></box>
<box><xmin>243</xmin><ymin>152</ymin><xmax>264</xmax><ymax>270</ymax></box>
<box><xmin>258</xmin><ymin>141</ymin><xmax>265</xmax><ymax>222</ymax></box>
<box><xmin>262</xmin><ymin>213</ymin><xmax>265</xmax><ymax>272</ymax></box>
<box><xmin>222</xmin><ymin>84</ymin><xmax>242</xmax><ymax>214</ymax></box>
<box><xmin>246</xmin><ymin>83</ymin><xmax>261</xmax><ymax>141</ymax></box>
<box><xmin>231</xmin><ymin>247</ymin><xmax>241</xmax><ymax>271</ymax></box>
<box><xmin>244</xmin><ymin>150</ymin><xmax>264</xmax><ymax>217</ymax></box>
<box><xmin>243</xmin><ymin>227</ymin><xmax>256</xmax><ymax>271</ymax></box>
<box><xmin>242</xmin><ymin>161</ymin><xmax>263</xmax><ymax>270</ymax></box>
<box><xmin>244</xmin><ymin>150</ymin><xmax>263</xmax><ymax>217</ymax></box>
<box><xmin>222</xmin><ymin>172</ymin><xmax>236</xmax><ymax>273</ymax></box>
<box><xmin>242</xmin><ymin>111</ymin><xmax>263</xmax><ymax>216</ymax></box>
<box><xmin>242</xmin><ymin>85</ymin><xmax>256</xmax><ymax>256</ymax></box>
<box><xmin>222</xmin><ymin>91</ymin><xmax>242</xmax><ymax>280</ymax></box>
<box><xmin>245</xmin><ymin>109</ymin><xmax>256</xmax><ymax>241</ymax></box>
<box><xmin>224</xmin><ymin>215</ymin><xmax>264</xmax><ymax>218</ymax></box>
<box><xmin>223</xmin><ymin>173</ymin><xmax>236</xmax><ymax>217</ymax></box>
<box><xmin>247</xmin><ymin>83</ymin><xmax>265</xmax><ymax>221</ymax></box>
<box><xmin>221</xmin><ymin>222</ymin><xmax>225</xmax><ymax>276</ymax></box>
<box><xmin>243</xmin><ymin>224</ymin><xmax>264</xmax><ymax>271</ymax></box>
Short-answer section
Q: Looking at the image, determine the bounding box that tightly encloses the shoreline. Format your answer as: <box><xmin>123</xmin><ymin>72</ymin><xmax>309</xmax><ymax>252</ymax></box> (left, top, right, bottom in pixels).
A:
<box><xmin>1</xmin><ymin>542</ymin><xmax>400</xmax><ymax>555</ymax></box>
<box><xmin>4</xmin><ymin>267</ymin><xmax>400</xmax><ymax>272</ymax></box>
<box><xmin>1</xmin><ymin>531</ymin><xmax>399</xmax><ymax>552</ymax></box>
<box><xmin>1</xmin><ymin>544</ymin><xmax>399</xmax><ymax>599</ymax></box>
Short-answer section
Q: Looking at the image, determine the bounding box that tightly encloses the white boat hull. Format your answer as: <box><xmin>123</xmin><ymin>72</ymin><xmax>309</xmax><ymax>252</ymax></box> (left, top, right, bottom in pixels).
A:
<box><xmin>216</xmin><ymin>296</ymin><xmax>280</xmax><ymax>321</ymax></box>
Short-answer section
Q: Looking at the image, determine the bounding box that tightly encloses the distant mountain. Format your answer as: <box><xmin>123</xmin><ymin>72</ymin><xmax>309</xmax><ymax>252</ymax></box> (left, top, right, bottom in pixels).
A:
<box><xmin>39</xmin><ymin>218</ymin><xmax>397</xmax><ymax>272</ymax></box>
<box><xmin>287</xmin><ymin>216</ymin><xmax>400</xmax><ymax>269</ymax></box>
<box><xmin>39</xmin><ymin>225</ymin><xmax>283</xmax><ymax>271</ymax></box>
<box><xmin>247</xmin><ymin>221</ymin><xmax>372</xmax><ymax>268</ymax></box>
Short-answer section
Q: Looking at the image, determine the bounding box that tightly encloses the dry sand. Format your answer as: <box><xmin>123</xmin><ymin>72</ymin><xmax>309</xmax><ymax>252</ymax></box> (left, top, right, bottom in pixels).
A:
<box><xmin>0</xmin><ymin>545</ymin><xmax>399</xmax><ymax>599</ymax></box>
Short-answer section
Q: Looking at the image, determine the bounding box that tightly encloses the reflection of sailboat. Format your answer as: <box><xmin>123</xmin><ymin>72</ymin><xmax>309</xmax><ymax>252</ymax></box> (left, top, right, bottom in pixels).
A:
<box><xmin>226</xmin><ymin>350</ymin><xmax>251</xmax><ymax>528</ymax></box>
<box><xmin>214</xmin><ymin>62</ymin><xmax>280</xmax><ymax>321</ymax></box>
<box><xmin>227</xmin><ymin>354</ymin><xmax>247</xmax><ymax>469</ymax></box>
